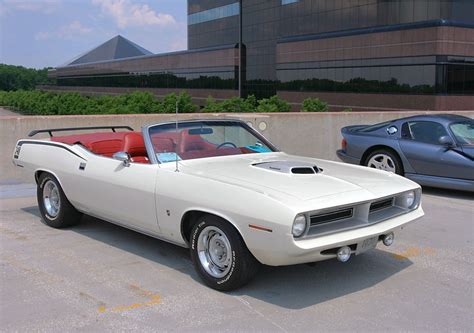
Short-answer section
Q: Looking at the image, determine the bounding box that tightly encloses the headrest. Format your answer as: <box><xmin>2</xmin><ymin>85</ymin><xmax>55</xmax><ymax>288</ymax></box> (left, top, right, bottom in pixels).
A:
<box><xmin>122</xmin><ymin>132</ymin><xmax>146</xmax><ymax>157</ymax></box>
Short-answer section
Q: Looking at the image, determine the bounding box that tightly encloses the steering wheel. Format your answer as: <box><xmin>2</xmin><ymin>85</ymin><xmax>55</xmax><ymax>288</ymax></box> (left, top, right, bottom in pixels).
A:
<box><xmin>216</xmin><ymin>142</ymin><xmax>237</xmax><ymax>149</ymax></box>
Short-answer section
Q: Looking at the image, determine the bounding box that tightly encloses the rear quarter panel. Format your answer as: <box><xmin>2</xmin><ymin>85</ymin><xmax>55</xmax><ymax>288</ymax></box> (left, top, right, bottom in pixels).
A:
<box><xmin>342</xmin><ymin>126</ymin><xmax>415</xmax><ymax>173</ymax></box>
<box><xmin>13</xmin><ymin>140</ymin><xmax>88</xmax><ymax>208</ymax></box>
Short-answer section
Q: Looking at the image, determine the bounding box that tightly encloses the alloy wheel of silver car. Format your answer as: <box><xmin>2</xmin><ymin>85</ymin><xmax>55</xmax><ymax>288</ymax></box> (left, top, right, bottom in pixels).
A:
<box><xmin>197</xmin><ymin>226</ymin><xmax>233</xmax><ymax>278</ymax></box>
<box><xmin>367</xmin><ymin>153</ymin><xmax>396</xmax><ymax>173</ymax></box>
<box><xmin>42</xmin><ymin>179</ymin><xmax>61</xmax><ymax>217</ymax></box>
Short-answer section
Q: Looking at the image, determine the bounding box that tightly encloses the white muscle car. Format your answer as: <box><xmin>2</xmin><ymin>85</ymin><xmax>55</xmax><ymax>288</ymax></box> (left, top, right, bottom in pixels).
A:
<box><xmin>13</xmin><ymin>120</ymin><xmax>424</xmax><ymax>291</ymax></box>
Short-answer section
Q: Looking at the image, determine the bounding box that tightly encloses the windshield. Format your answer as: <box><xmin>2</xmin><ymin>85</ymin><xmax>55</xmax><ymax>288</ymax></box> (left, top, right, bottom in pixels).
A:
<box><xmin>450</xmin><ymin>121</ymin><xmax>474</xmax><ymax>145</ymax></box>
<box><xmin>147</xmin><ymin>120</ymin><xmax>275</xmax><ymax>163</ymax></box>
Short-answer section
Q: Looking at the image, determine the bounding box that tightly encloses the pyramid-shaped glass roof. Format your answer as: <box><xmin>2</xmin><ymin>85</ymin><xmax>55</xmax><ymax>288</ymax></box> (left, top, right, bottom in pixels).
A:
<box><xmin>63</xmin><ymin>35</ymin><xmax>153</xmax><ymax>66</ymax></box>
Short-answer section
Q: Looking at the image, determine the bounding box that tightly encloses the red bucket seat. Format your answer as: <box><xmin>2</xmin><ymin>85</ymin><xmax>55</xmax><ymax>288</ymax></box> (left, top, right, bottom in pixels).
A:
<box><xmin>122</xmin><ymin>132</ymin><xmax>149</xmax><ymax>164</ymax></box>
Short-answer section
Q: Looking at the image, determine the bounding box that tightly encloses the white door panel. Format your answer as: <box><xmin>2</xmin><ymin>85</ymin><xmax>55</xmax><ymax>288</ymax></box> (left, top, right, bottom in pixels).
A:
<box><xmin>74</xmin><ymin>156</ymin><xmax>160</xmax><ymax>233</ymax></box>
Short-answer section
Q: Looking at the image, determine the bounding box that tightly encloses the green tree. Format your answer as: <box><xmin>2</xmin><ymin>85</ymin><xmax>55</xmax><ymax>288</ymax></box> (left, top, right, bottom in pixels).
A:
<box><xmin>0</xmin><ymin>64</ymin><xmax>54</xmax><ymax>91</ymax></box>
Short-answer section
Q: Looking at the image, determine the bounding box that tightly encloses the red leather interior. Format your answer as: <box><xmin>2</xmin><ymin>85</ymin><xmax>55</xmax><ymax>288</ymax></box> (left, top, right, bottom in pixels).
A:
<box><xmin>151</xmin><ymin>132</ymin><xmax>178</xmax><ymax>153</ymax></box>
<box><xmin>52</xmin><ymin>132</ymin><xmax>129</xmax><ymax>157</ymax></box>
<box><xmin>89</xmin><ymin>140</ymin><xmax>123</xmax><ymax>157</ymax></box>
<box><xmin>51</xmin><ymin>130</ymin><xmax>256</xmax><ymax>163</ymax></box>
<box><xmin>122</xmin><ymin>132</ymin><xmax>149</xmax><ymax>163</ymax></box>
<box><xmin>52</xmin><ymin>131</ymin><xmax>150</xmax><ymax>163</ymax></box>
<box><xmin>150</xmin><ymin>130</ymin><xmax>252</xmax><ymax>160</ymax></box>
<box><xmin>122</xmin><ymin>132</ymin><xmax>146</xmax><ymax>156</ymax></box>
<box><xmin>177</xmin><ymin>130</ymin><xmax>216</xmax><ymax>154</ymax></box>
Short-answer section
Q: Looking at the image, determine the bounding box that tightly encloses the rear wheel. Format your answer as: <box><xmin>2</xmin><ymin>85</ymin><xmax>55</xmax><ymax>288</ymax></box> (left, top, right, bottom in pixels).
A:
<box><xmin>190</xmin><ymin>214</ymin><xmax>260</xmax><ymax>291</ymax></box>
<box><xmin>37</xmin><ymin>173</ymin><xmax>82</xmax><ymax>228</ymax></box>
<box><xmin>365</xmin><ymin>149</ymin><xmax>403</xmax><ymax>175</ymax></box>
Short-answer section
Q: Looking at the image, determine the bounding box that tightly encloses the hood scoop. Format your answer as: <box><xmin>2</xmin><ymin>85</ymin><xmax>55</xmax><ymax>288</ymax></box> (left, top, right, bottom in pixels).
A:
<box><xmin>253</xmin><ymin>161</ymin><xmax>322</xmax><ymax>174</ymax></box>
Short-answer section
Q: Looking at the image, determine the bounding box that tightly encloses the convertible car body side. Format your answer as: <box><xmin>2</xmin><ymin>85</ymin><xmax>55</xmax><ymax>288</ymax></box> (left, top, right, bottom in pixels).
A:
<box><xmin>13</xmin><ymin>120</ymin><xmax>424</xmax><ymax>290</ymax></box>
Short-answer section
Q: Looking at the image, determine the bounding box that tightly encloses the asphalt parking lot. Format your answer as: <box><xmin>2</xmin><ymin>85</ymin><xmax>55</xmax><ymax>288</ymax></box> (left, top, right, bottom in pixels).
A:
<box><xmin>1</xmin><ymin>183</ymin><xmax>472</xmax><ymax>332</ymax></box>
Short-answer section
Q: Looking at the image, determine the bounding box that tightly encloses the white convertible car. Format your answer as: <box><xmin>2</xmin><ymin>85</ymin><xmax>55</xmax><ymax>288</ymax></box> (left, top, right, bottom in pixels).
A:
<box><xmin>13</xmin><ymin>120</ymin><xmax>424</xmax><ymax>290</ymax></box>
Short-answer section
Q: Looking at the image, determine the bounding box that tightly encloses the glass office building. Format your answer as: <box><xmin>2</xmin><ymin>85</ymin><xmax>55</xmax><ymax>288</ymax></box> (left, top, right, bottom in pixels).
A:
<box><xmin>48</xmin><ymin>0</ymin><xmax>474</xmax><ymax>110</ymax></box>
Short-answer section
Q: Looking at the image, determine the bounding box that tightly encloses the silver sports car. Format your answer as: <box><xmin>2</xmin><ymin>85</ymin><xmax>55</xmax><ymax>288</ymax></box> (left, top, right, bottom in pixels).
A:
<box><xmin>337</xmin><ymin>114</ymin><xmax>474</xmax><ymax>192</ymax></box>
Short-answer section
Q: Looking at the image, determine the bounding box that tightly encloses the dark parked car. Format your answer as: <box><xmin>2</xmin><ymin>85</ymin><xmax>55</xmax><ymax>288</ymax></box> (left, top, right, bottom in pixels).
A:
<box><xmin>337</xmin><ymin>114</ymin><xmax>474</xmax><ymax>192</ymax></box>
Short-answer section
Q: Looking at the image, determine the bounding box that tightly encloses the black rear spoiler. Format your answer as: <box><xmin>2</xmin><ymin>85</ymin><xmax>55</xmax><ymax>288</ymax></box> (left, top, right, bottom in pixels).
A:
<box><xmin>28</xmin><ymin>126</ymin><xmax>134</xmax><ymax>137</ymax></box>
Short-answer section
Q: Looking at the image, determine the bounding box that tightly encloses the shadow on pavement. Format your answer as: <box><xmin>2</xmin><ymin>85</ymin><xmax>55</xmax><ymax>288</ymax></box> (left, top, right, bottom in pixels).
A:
<box><xmin>234</xmin><ymin>249</ymin><xmax>411</xmax><ymax>309</ymax></box>
<box><xmin>422</xmin><ymin>186</ymin><xmax>473</xmax><ymax>200</ymax></box>
<box><xmin>22</xmin><ymin>206</ymin><xmax>412</xmax><ymax>310</ymax></box>
<box><xmin>21</xmin><ymin>206</ymin><xmax>42</xmax><ymax>218</ymax></box>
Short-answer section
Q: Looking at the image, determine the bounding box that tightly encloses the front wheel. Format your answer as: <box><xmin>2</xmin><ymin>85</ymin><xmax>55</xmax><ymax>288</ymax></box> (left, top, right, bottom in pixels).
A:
<box><xmin>365</xmin><ymin>149</ymin><xmax>403</xmax><ymax>175</ymax></box>
<box><xmin>37</xmin><ymin>173</ymin><xmax>82</xmax><ymax>228</ymax></box>
<box><xmin>190</xmin><ymin>215</ymin><xmax>260</xmax><ymax>291</ymax></box>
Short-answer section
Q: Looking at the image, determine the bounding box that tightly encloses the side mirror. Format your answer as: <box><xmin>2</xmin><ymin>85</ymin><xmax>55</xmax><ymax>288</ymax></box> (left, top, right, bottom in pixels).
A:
<box><xmin>439</xmin><ymin>135</ymin><xmax>454</xmax><ymax>147</ymax></box>
<box><xmin>113</xmin><ymin>151</ymin><xmax>131</xmax><ymax>167</ymax></box>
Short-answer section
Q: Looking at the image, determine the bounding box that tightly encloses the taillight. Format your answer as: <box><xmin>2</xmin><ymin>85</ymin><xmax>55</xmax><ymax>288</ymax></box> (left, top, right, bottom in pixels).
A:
<box><xmin>341</xmin><ymin>138</ymin><xmax>347</xmax><ymax>151</ymax></box>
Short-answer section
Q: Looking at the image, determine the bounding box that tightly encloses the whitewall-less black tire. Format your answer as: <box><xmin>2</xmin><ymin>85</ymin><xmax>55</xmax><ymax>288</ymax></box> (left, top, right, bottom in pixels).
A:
<box><xmin>190</xmin><ymin>214</ymin><xmax>260</xmax><ymax>291</ymax></box>
<box><xmin>37</xmin><ymin>173</ymin><xmax>82</xmax><ymax>228</ymax></box>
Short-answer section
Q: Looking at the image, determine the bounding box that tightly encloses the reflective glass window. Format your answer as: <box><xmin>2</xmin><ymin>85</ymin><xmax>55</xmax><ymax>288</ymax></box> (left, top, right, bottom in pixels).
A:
<box><xmin>407</xmin><ymin>121</ymin><xmax>449</xmax><ymax>145</ymax></box>
<box><xmin>188</xmin><ymin>2</ymin><xmax>239</xmax><ymax>25</ymax></box>
<box><xmin>281</xmin><ymin>0</ymin><xmax>300</xmax><ymax>6</ymax></box>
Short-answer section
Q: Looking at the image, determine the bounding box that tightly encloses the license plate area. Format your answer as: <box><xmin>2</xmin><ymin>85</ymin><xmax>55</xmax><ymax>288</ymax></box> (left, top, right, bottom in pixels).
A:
<box><xmin>356</xmin><ymin>236</ymin><xmax>379</xmax><ymax>255</ymax></box>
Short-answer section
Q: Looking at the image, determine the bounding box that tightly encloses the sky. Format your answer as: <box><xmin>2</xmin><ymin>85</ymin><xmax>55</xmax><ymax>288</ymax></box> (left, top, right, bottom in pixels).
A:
<box><xmin>0</xmin><ymin>0</ymin><xmax>187</xmax><ymax>68</ymax></box>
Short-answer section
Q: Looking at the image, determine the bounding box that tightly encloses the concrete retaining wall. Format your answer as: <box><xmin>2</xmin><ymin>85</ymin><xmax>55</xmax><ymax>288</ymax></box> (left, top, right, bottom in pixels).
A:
<box><xmin>2</xmin><ymin>110</ymin><xmax>473</xmax><ymax>183</ymax></box>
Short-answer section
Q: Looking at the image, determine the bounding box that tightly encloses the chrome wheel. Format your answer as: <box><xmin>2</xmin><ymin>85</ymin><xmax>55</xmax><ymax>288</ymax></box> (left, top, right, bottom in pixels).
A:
<box><xmin>197</xmin><ymin>226</ymin><xmax>233</xmax><ymax>278</ymax></box>
<box><xmin>42</xmin><ymin>180</ymin><xmax>60</xmax><ymax>218</ymax></box>
<box><xmin>367</xmin><ymin>153</ymin><xmax>396</xmax><ymax>173</ymax></box>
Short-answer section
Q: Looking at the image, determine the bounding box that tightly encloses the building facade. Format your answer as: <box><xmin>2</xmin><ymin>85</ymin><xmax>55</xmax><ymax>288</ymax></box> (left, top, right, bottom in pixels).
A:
<box><xmin>48</xmin><ymin>0</ymin><xmax>474</xmax><ymax>111</ymax></box>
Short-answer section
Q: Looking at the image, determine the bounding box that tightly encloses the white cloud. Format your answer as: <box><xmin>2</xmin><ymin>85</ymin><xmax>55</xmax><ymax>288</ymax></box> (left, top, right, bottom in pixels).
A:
<box><xmin>91</xmin><ymin>0</ymin><xmax>176</xmax><ymax>28</ymax></box>
<box><xmin>35</xmin><ymin>20</ymin><xmax>93</xmax><ymax>40</ymax></box>
<box><xmin>169</xmin><ymin>39</ymin><xmax>186</xmax><ymax>52</ymax></box>
<box><xmin>1</xmin><ymin>0</ymin><xmax>62</xmax><ymax>15</ymax></box>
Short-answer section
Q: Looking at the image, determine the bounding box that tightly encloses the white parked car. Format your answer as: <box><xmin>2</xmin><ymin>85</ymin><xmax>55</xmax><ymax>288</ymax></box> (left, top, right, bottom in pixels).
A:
<box><xmin>13</xmin><ymin>120</ymin><xmax>424</xmax><ymax>291</ymax></box>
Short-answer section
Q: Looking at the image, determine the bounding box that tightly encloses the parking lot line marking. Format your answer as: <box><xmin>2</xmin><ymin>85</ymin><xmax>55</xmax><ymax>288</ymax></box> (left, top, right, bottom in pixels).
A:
<box><xmin>128</xmin><ymin>283</ymin><xmax>155</xmax><ymax>297</ymax></box>
<box><xmin>97</xmin><ymin>285</ymin><xmax>160</xmax><ymax>314</ymax></box>
<box><xmin>392</xmin><ymin>246</ymin><xmax>436</xmax><ymax>260</ymax></box>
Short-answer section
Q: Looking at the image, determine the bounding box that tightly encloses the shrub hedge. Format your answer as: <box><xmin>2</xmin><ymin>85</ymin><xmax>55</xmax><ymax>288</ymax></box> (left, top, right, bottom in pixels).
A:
<box><xmin>0</xmin><ymin>90</ymin><xmax>333</xmax><ymax>115</ymax></box>
<box><xmin>0</xmin><ymin>90</ymin><xmax>198</xmax><ymax>115</ymax></box>
<box><xmin>301</xmin><ymin>97</ymin><xmax>329</xmax><ymax>112</ymax></box>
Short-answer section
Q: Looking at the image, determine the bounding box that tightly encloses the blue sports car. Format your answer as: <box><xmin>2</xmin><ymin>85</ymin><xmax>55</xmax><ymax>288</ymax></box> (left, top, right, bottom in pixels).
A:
<box><xmin>337</xmin><ymin>114</ymin><xmax>474</xmax><ymax>192</ymax></box>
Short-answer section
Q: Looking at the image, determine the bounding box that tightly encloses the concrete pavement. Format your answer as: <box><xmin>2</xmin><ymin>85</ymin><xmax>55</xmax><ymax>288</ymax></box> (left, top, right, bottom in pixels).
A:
<box><xmin>0</xmin><ymin>183</ymin><xmax>473</xmax><ymax>331</ymax></box>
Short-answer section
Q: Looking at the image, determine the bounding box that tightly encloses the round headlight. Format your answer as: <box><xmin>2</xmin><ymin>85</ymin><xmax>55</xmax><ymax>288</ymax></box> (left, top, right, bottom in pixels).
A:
<box><xmin>405</xmin><ymin>191</ymin><xmax>416</xmax><ymax>208</ymax></box>
<box><xmin>292</xmin><ymin>214</ymin><xmax>308</xmax><ymax>238</ymax></box>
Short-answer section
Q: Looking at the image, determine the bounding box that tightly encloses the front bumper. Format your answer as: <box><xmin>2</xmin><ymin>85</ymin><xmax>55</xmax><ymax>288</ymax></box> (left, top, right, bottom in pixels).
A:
<box><xmin>249</xmin><ymin>206</ymin><xmax>424</xmax><ymax>266</ymax></box>
<box><xmin>336</xmin><ymin>149</ymin><xmax>360</xmax><ymax>165</ymax></box>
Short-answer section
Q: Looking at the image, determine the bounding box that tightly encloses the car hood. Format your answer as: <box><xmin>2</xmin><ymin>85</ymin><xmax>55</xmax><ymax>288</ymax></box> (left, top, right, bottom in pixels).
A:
<box><xmin>180</xmin><ymin>152</ymin><xmax>417</xmax><ymax>202</ymax></box>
